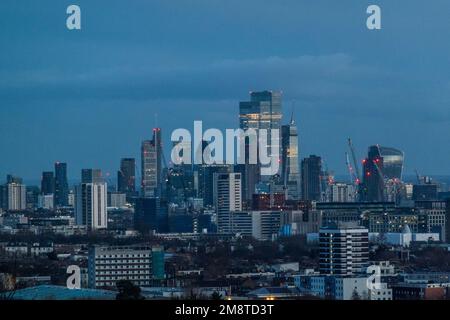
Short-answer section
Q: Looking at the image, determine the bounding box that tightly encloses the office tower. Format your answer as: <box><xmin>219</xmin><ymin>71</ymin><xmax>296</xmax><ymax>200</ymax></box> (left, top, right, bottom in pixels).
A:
<box><xmin>6</xmin><ymin>180</ymin><xmax>26</xmax><ymax>211</ymax></box>
<box><xmin>141</xmin><ymin>128</ymin><xmax>162</xmax><ymax>198</ymax></box>
<box><xmin>361</xmin><ymin>146</ymin><xmax>384</xmax><ymax>202</ymax></box>
<box><xmin>26</xmin><ymin>186</ymin><xmax>40</xmax><ymax>209</ymax></box>
<box><xmin>301</xmin><ymin>155</ymin><xmax>322</xmax><ymax>201</ymax></box>
<box><xmin>413</xmin><ymin>184</ymin><xmax>438</xmax><ymax>201</ymax></box>
<box><xmin>239</xmin><ymin>90</ymin><xmax>283</xmax><ymax>186</ymax></box>
<box><xmin>319</xmin><ymin>223</ymin><xmax>369</xmax><ymax>276</ymax></box>
<box><xmin>41</xmin><ymin>172</ymin><xmax>55</xmax><ymax>195</ymax></box>
<box><xmin>108</xmin><ymin>192</ymin><xmax>126</xmax><ymax>208</ymax></box>
<box><xmin>415</xmin><ymin>200</ymin><xmax>447</xmax><ymax>241</ymax></box>
<box><xmin>81</xmin><ymin>169</ymin><xmax>103</xmax><ymax>183</ymax></box>
<box><xmin>88</xmin><ymin>246</ymin><xmax>160</xmax><ymax>288</ymax></box>
<box><xmin>134</xmin><ymin>197</ymin><xmax>161</xmax><ymax>234</ymax></box>
<box><xmin>214</xmin><ymin>172</ymin><xmax>242</xmax><ymax>233</ymax></box>
<box><xmin>0</xmin><ymin>185</ymin><xmax>6</xmax><ymax>210</ymax></box>
<box><xmin>239</xmin><ymin>91</ymin><xmax>282</xmax><ymax>154</ymax></box>
<box><xmin>38</xmin><ymin>194</ymin><xmax>54</xmax><ymax>210</ymax></box>
<box><xmin>378</xmin><ymin>146</ymin><xmax>404</xmax><ymax>180</ymax></box>
<box><xmin>281</xmin><ymin>114</ymin><xmax>301</xmax><ymax>200</ymax></box>
<box><xmin>166</xmin><ymin>165</ymin><xmax>195</xmax><ymax>205</ymax></box>
<box><xmin>327</xmin><ymin>183</ymin><xmax>356</xmax><ymax>202</ymax></box>
<box><xmin>117</xmin><ymin>158</ymin><xmax>136</xmax><ymax>197</ymax></box>
<box><xmin>54</xmin><ymin>162</ymin><xmax>69</xmax><ymax>207</ymax></box>
<box><xmin>7</xmin><ymin>175</ymin><xmax>22</xmax><ymax>184</ymax></box>
<box><xmin>75</xmin><ymin>182</ymin><xmax>108</xmax><ymax>230</ymax></box>
<box><xmin>219</xmin><ymin>211</ymin><xmax>281</xmax><ymax>241</ymax></box>
<box><xmin>197</xmin><ymin>164</ymin><xmax>231</xmax><ymax>207</ymax></box>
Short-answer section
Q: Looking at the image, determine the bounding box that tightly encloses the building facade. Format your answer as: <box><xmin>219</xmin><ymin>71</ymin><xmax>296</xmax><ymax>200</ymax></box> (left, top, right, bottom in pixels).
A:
<box><xmin>319</xmin><ymin>223</ymin><xmax>369</xmax><ymax>276</ymax></box>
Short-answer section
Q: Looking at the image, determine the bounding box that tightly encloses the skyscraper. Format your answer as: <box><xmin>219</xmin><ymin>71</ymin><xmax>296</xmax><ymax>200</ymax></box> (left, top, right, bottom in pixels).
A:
<box><xmin>238</xmin><ymin>91</ymin><xmax>282</xmax><ymax>204</ymax></box>
<box><xmin>301</xmin><ymin>155</ymin><xmax>322</xmax><ymax>201</ymax></box>
<box><xmin>41</xmin><ymin>171</ymin><xmax>55</xmax><ymax>195</ymax></box>
<box><xmin>141</xmin><ymin>128</ymin><xmax>162</xmax><ymax>198</ymax></box>
<box><xmin>214</xmin><ymin>172</ymin><xmax>242</xmax><ymax>233</ymax></box>
<box><xmin>361</xmin><ymin>145</ymin><xmax>385</xmax><ymax>202</ymax></box>
<box><xmin>81</xmin><ymin>169</ymin><xmax>103</xmax><ymax>183</ymax></box>
<box><xmin>378</xmin><ymin>146</ymin><xmax>404</xmax><ymax>181</ymax></box>
<box><xmin>117</xmin><ymin>158</ymin><xmax>136</xmax><ymax>197</ymax></box>
<box><xmin>54</xmin><ymin>162</ymin><xmax>69</xmax><ymax>207</ymax></box>
<box><xmin>6</xmin><ymin>180</ymin><xmax>26</xmax><ymax>211</ymax></box>
<box><xmin>281</xmin><ymin>114</ymin><xmax>301</xmax><ymax>200</ymax></box>
<box><xmin>239</xmin><ymin>91</ymin><xmax>283</xmax><ymax>137</ymax></box>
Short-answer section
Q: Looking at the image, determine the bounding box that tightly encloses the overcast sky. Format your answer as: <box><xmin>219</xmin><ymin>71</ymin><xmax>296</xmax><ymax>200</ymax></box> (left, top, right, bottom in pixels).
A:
<box><xmin>0</xmin><ymin>0</ymin><xmax>449</xmax><ymax>181</ymax></box>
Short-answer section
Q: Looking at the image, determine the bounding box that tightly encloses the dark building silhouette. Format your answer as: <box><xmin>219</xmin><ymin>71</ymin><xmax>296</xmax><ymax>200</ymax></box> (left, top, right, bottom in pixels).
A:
<box><xmin>41</xmin><ymin>172</ymin><xmax>55</xmax><ymax>195</ymax></box>
<box><xmin>301</xmin><ymin>155</ymin><xmax>322</xmax><ymax>201</ymax></box>
<box><xmin>169</xmin><ymin>213</ymin><xmax>194</xmax><ymax>233</ymax></box>
<box><xmin>81</xmin><ymin>169</ymin><xmax>103</xmax><ymax>183</ymax></box>
<box><xmin>134</xmin><ymin>197</ymin><xmax>168</xmax><ymax>234</ymax></box>
<box><xmin>361</xmin><ymin>146</ymin><xmax>384</xmax><ymax>202</ymax></box>
<box><xmin>0</xmin><ymin>184</ymin><xmax>6</xmax><ymax>210</ymax></box>
<box><xmin>54</xmin><ymin>162</ymin><xmax>69</xmax><ymax>207</ymax></box>
<box><xmin>197</xmin><ymin>164</ymin><xmax>230</xmax><ymax>207</ymax></box>
<box><xmin>118</xmin><ymin>158</ymin><xmax>136</xmax><ymax>197</ymax></box>
<box><xmin>413</xmin><ymin>184</ymin><xmax>438</xmax><ymax>201</ymax></box>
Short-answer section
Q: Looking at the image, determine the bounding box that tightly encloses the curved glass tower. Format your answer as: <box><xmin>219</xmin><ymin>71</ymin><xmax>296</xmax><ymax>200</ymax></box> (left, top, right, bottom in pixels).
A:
<box><xmin>378</xmin><ymin>146</ymin><xmax>404</xmax><ymax>180</ymax></box>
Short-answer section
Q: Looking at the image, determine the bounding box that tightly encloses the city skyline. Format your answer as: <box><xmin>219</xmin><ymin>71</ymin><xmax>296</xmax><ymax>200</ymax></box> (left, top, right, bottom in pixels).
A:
<box><xmin>2</xmin><ymin>1</ymin><xmax>450</xmax><ymax>306</ymax></box>
<box><xmin>1</xmin><ymin>1</ymin><xmax>450</xmax><ymax>179</ymax></box>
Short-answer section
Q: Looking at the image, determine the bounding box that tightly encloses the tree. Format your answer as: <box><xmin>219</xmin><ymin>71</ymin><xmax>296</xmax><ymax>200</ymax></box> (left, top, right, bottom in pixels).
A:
<box><xmin>211</xmin><ymin>291</ymin><xmax>222</xmax><ymax>300</ymax></box>
<box><xmin>116</xmin><ymin>280</ymin><xmax>144</xmax><ymax>300</ymax></box>
<box><xmin>351</xmin><ymin>289</ymin><xmax>361</xmax><ymax>300</ymax></box>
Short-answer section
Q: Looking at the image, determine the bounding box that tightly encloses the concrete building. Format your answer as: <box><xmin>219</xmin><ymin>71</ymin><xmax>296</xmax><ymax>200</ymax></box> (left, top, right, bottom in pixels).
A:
<box><xmin>38</xmin><ymin>194</ymin><xmax>54</xmax><ymax>210</ymax></box>
<box><xmin>108</xmin><ymin>192</ymin><xmax>127</xmax><ymax>208</ymax></box>
<box><xmin>218</xmin><ymin>211</ymin><xmax>281</xmax><ymax>241</ymax></box>
<box><xmin>319</xmin><ymin>223</ymin><xmax>369</xmax><ymax>276</ymax></box>
<box><xmin>326</xmin><ymin>183</ymin><xmax>356</xmax><ymax>202</ymax></box>
<box><xmin>88</xmin><ymin>246</ymin><xmax>163</xmax><ymax>289</ymax></box>
<box><xmin>75</xmin><ymin>182</ymin><xmax>108</xmax><ymax>231</ymax></box>
<box><xmin>7</xmin><ymin>182</ymin><xmax>26</xmax><ymax>211</ymax></box>
<box><xmin>214</xmin><ymin>172</ymin><xmax>242</xmax><ymax>233</ymax></box>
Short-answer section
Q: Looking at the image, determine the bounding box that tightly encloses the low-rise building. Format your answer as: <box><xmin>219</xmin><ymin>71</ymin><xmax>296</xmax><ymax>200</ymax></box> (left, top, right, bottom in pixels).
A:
<box><xmin>88</xmin><ymin>245</ymin><xmax>164</xmax><ymax>289</ymax></box>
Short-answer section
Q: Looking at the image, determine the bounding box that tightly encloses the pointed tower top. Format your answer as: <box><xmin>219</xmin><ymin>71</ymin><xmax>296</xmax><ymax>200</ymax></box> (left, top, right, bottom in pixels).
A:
<box><xmin>290</xmin><ymin>102</ymin><xmax>295</xmax><ymax>125</ymax></box>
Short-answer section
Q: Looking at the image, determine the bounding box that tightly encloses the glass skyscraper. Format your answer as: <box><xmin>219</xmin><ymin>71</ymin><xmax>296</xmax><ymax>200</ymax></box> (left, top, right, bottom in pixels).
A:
<box><xmin>281</xmin><ymin>115</ymin><xmax>301</xmax><ymax>200</ymax></box>
<box><xmin>238</xmin><ymin>91</ymin><xmax>282</xmax><ymax>201</ymax></box>
<box><xmin>141</xmin><ymin>128</ymin><xmax>162</xmax><ymax>198</ymax></box>
<box><xmin>301</xmin><ymin>155</ymin><xmax>322</xmax><ymax>201</ymax></box>
<box><xmin>118</xmin><ymin>158</ymin><xmax>136</xmax><ymax>197</ymax></box>
<box><xmin>239</xmin><ymin>90</ymin><xmax>282</xmax><ymax>162</ymax></box>
<box><xmin>378</xmin><ymin>146</ymin><xmax>404</xmax><ymax>180</ymax></box>
<box><xmin>54</xmin><ymin>162</ymin><xmax>69</xmax><ymax>207</ymax></box>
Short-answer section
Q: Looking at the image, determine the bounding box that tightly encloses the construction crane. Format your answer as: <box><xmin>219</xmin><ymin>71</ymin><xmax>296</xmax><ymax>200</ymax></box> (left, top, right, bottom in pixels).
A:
<box><xmin>347</xmin><ymin>138</ymin><xmax>361</xmax><ymax>185</ymax></box>
<box><xmin>415</xmin><ymin>169</ymin><xmax>422</xmax><ymax>185</ymax></box>
<box><xmin>345</xmin><ymin>152</ymin><xmax>357</xmax><ymax>186</ymax></box>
